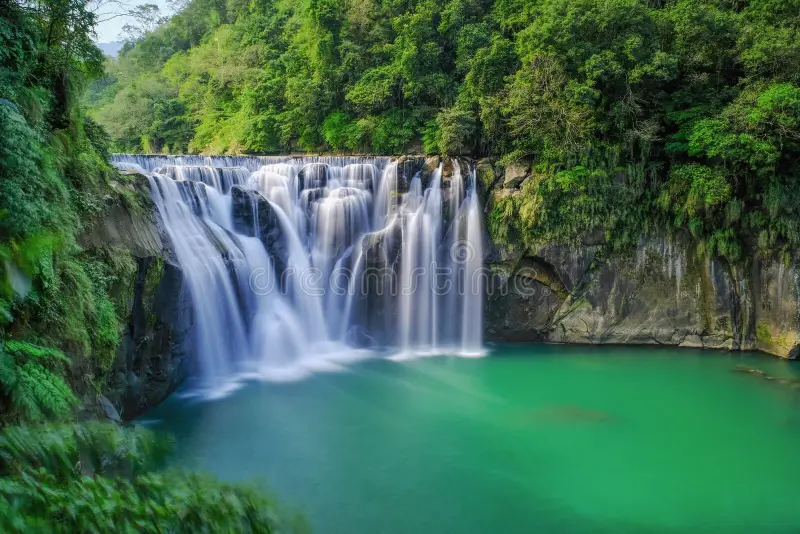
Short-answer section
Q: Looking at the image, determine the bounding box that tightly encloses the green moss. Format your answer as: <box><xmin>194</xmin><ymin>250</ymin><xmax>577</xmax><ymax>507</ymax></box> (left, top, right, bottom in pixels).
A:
<box><xmin>488</xmin><ymin>195</ymin><xmax>517</xmax><ymax>250</ymax></box>
<box><xmin>477</xmin><ymin>163</ymin><xmax>496</xmax><ymax>192</ymax></box>
<box><xmin>141</xmin><ymin>257</ymin><xmax>165</xmax><ymax>331</ymax></box>
<box><xmin>756</xmin><ymin>321</ymin><xmax>774</xmax><ymax>345</ymax></box>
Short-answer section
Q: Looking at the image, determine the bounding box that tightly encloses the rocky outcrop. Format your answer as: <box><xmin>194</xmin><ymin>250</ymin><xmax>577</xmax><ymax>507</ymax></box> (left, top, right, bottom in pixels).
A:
<box><xmin>502</xmin><ymin>160</ymin><xmax>530</xmax><ymax>189</ymax></box>
<box><xmin>81</xmin><ymin>171</ymin><xmax>193</xmax><ymax>419</ymax></box>
<box><xmin>485</xmin><ymin>238</ymin><xmax>741</xmax><ymax>349</ymax></box>
<box><xmin>479</xmin><ymin>158</ymin><xmax>800</xmax><ymax>359</ymax></box>
<box><xmin>230</xmin><ymin>185</ymin><xmax>289</xmax><ymax>276</ymax></box>
<box><xmin>298</xmin><ymin>163</ymin><xmax>328</xmax><ymax>189</ymax></box>
<box><xmin>358</xmin><ymin>217</ymin><xmax>404</xmax><ymax>343</ymax></box>
<box><xmin>752</xmin><ymin>260</ymin><xmax>800</xmax><ymax>357</ymax></box>
<box><xmin>104</xmin><ymin>256</ymin><xmax>193</xmax><ymax>419</ymax></box>
<box><xmin>79</xmin><ymin>172</ymin><xmax>162</xmax><ymax>257</ymax></box>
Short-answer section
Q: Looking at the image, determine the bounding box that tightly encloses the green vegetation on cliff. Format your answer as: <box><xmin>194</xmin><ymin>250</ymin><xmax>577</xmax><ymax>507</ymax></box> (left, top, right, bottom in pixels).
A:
<box><xmin>90</xmin><ymin>0</ymin><xmax>800</xmax><ymax>259</ymax></box>
<box><xmin>1</xmin><ymin>0</ymin><xmax>130</xmax><ymax>415</ymax></box>
<box><xmin>1</xmin><ymin>0</ymin><xmax>300</xmax><ymax>529</ymax></box>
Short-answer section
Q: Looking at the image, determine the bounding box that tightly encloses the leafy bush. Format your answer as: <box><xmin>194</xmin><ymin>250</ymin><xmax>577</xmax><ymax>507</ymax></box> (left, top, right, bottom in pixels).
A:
<box><xmin>322</xmin><ymin>111</ymin><xmax>363</xmax><ymax>152</ymax></box>
<box><xmin>0</xmin><ymin>341</ymin><xmax>77</xmax><ymax>424</ymax></box>
<box><xmin>1</xmin><ymin>0</ymin><xmax>143</xmax><ymax>404</ymax></box>
<box><xmin>0</xmin><ymin>423</ymin><xmax>308</xmax><ymax>533</ymax></box>
<box><xmin>85</xmin><ymin>0</ymin><xmax>800</xmax><ymax>258</ymax></box>
<box><xmin>436</xmin><ymin>107</ymin><xmax>477</xmax><ymax>155</ymax></box>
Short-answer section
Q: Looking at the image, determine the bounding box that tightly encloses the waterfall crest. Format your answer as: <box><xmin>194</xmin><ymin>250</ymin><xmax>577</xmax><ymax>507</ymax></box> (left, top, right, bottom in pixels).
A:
<box><xmin>114</xmin><ymin>154</ymin><xmax>485</xmax><ymax>395</ymax></box>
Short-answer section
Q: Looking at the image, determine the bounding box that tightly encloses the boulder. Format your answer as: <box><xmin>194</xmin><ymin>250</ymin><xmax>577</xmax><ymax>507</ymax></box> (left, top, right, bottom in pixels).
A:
<box><xmin>97</xmin><ymin>394</ymin><xmax>122</xmax><ymax>422</ymax></box>
<box><xmin>298</xmin><ymin>163</ymin><xmax>328</xmax><ymax>189</ymax></box>
<box><xmin>502</xmin><ymin>161</ymin><xmax>530</xmax><ymax>189</ymax></box>
<box><xmin>361</xmin><ymin>216</ymin><xmax>404</xmax><ymax>270</ymax></box>
<box><xmin>231</xmin><ymin>185</ymin><xmax>289</xmax><ymax>276</ymax></box>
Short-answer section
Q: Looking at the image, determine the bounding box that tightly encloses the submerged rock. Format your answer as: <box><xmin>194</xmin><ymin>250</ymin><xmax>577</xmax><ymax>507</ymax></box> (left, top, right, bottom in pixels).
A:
<box><xmin>733</xmin><ymin>365</ymin><xmax>800</xmax><ymax>389</ymax></box>
<box><xmin>523</xmin><ymin>404</ymin><xmax>615</xmax><ymax>423</ymax></box>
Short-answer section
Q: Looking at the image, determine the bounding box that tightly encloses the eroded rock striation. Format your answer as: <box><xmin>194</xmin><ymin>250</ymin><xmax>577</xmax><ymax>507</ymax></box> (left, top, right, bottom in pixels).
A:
<box><xmin>479</xmin><ymin>158</ymin><xmax>800</xmax><ymax>358</ymax></box>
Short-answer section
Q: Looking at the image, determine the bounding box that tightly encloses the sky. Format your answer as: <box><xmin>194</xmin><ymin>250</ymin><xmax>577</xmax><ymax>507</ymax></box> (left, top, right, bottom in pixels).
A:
<box><xmin>93</xmin><ymin>0</ymin><xmax>171</xmax><ymax>43</ymax></box>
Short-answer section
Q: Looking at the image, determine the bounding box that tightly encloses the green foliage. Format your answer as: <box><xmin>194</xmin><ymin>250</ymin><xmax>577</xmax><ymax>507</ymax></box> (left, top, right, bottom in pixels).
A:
<box><xmin>322</xmin><ymin>111</ymin><xmax>363</xmax><ymax>151</ymax></box>
<box><xmin>437</xmin><ymin>107</ymin><xmax>477</xmax><ymax>155</ymax></box>
<box><xmin>488</xmin><ymin>195</ymin><xmax>518</xmax><ymax>249</ymax></box>
<box><xmin>489</xmin><ymin>164</ymin><xmax>646</xmax><ymax>249</ymax></box>
<box><xmin>0</xmin><ymin>4</ymin><xmax>307</xmax><ymax>530</ymax></box>
<box><xmin>0</xmin><ymin>422</ymin><xmax>307</xmax><ymax>533</ymax></box>
<box><xmin>659</xmin><ymin>164</ymin><xmax>731</xmax><ymax>221</ymax></box>
<box><xmin>79</xmin><ymin>0</ymin><xmax>800</xmax><ymax>257</ymax></box>
<box><xmin>2</xmin><ymin>0</ymin><xmax>141</xmax><ymax>411</ymax></box>
<box><xmin>370</xmin><ymin>110</ymin><xmax>419</xmax><ymax>154</ymax></box>
<box><xmin>0</xmin><ymin>341</ymin><xmax>77</xmax><ymax>424</ymax></box>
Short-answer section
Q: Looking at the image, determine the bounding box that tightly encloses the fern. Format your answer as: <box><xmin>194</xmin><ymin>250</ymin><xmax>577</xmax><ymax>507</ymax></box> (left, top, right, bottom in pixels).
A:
<box><xmin>15</xmin><ymin>363</ymin><xmax>75</xmax><ymax>421</ymax></box>
<box><xmin>0</xmin><ymin>423</ymin><xmax>304</xmax><ymax>533</ymax></box>
<box><xmin>4</xmin><ymin>341</ymin><xmax>71</xmax><ymax>366</ymax></box>
<box><xmin>0</xmin><ymin>422</ymin><xmax>169</xmax><ymax>479</ymax></box>
<box><xmin>0</xmin><ymin>341</ymin><xmax>77</xmax><ymax>424</ymax></box>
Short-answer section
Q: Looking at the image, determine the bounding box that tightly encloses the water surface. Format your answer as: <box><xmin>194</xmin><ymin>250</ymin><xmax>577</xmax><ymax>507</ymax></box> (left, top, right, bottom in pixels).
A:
<box><xmin>144</xmin><ymin>345</ymin><xmax>800</xmax><ymax>533</ymax></box>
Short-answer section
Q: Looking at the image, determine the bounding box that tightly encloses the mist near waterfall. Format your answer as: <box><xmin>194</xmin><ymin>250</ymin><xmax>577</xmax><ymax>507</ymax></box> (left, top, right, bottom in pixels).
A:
<box><xmin>113</xmin><ymin>155</ymin><xmax>485</xmax><ymax>397</ymax></box>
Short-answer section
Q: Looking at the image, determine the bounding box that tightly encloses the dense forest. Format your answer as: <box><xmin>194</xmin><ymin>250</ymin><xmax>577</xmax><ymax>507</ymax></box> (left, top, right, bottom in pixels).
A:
<box><xmin>91</xmin><ymin>0</ymin><xmax>800</xmax><ymax>259</ymax></box>
<box><xmin>0</xmin><ymin>0</ymin><xmax>300</xmax><ymax>529</ymax></box>
<box><xmin>1</xmin><ymin>0</ymin><xmax>799</xmax><ymax>526</ymax></box>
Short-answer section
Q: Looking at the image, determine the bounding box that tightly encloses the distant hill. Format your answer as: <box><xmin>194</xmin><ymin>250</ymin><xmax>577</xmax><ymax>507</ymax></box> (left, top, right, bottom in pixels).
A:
<box><xmin>97</xmin><ymin>42</ymin><xmax>123</xmax><ymax>57</ymax></box>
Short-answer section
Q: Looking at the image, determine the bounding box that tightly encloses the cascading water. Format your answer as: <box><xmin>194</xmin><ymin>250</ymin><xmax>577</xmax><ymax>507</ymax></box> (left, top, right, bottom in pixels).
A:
<box><xmin>113</xmin><ymin>154</ymin><xmax>486</xmax><ymax>395</ymax></box>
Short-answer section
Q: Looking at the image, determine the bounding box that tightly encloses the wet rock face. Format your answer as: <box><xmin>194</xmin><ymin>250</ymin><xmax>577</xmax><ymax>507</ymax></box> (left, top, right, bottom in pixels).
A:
<box><xmin>362</xmin><ymin>217</ymin><xmax>404</xmax><ymax>270</ymax></box>
<box><xmin>484</xmin><ymin>261</ymin><xmax>562</xmax><ymax>341</ymax></box>
<box><xmin>230</xmin><ymin>185</ymin><xmax>289</xmax><ymax>277</ymax></box>
<box><xmin>480</xmin><ymin>160</ymin><xmax>800</xmax><ymax>358</ymax></box>
<box><xmin>484</xmin><ymin>235</ymin><xmax>750</xmax><ymax>349</ymax></box>
<box><xmin>298</xmin><ymin>163</ymin><xmax>329</xmax><ymax>189</ymax></box>
<box><xmin>754</xmin><ymin>259</ymin><xmax>800</xmax><ymax>358</ymax></box>
<box><xmin>353</xmin><ymin>218</ymin><xmax>404</xmax><ymax>346</ymax></box>
<box><xmin>392</xmin><ymin>155</ymin><xmax>430</xmax><ymax>192</ymax></box>
<box><xmin>543</xmin><ymin>239</ymin><xmax>739</xmax><ymax>349</ymax></box>
<box><xmin>79</xmin><ymin>172</ymin><xmax>193</xmax><ymax>419</ymax></box>
<box><xmin>104</xmin><ymin>257</ymin><xmax>193</xmax><ymax>420</ymax></box>
<box><xmin>80</xmin><ymin>172</ymin><xmax>163</xmax><ymax>257</ymax></box>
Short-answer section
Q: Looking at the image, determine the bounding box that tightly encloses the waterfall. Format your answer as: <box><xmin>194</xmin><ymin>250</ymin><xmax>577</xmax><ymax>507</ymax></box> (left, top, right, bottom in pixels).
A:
<box><xmin>114</xmin><ymin>154</ymin><xmax>486</xmax><ymax>395</ymax></box>
<box><xmin>459</xmin><ymin>166</ymin><xmax>485</xmax><ymax>355</ymax></box>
